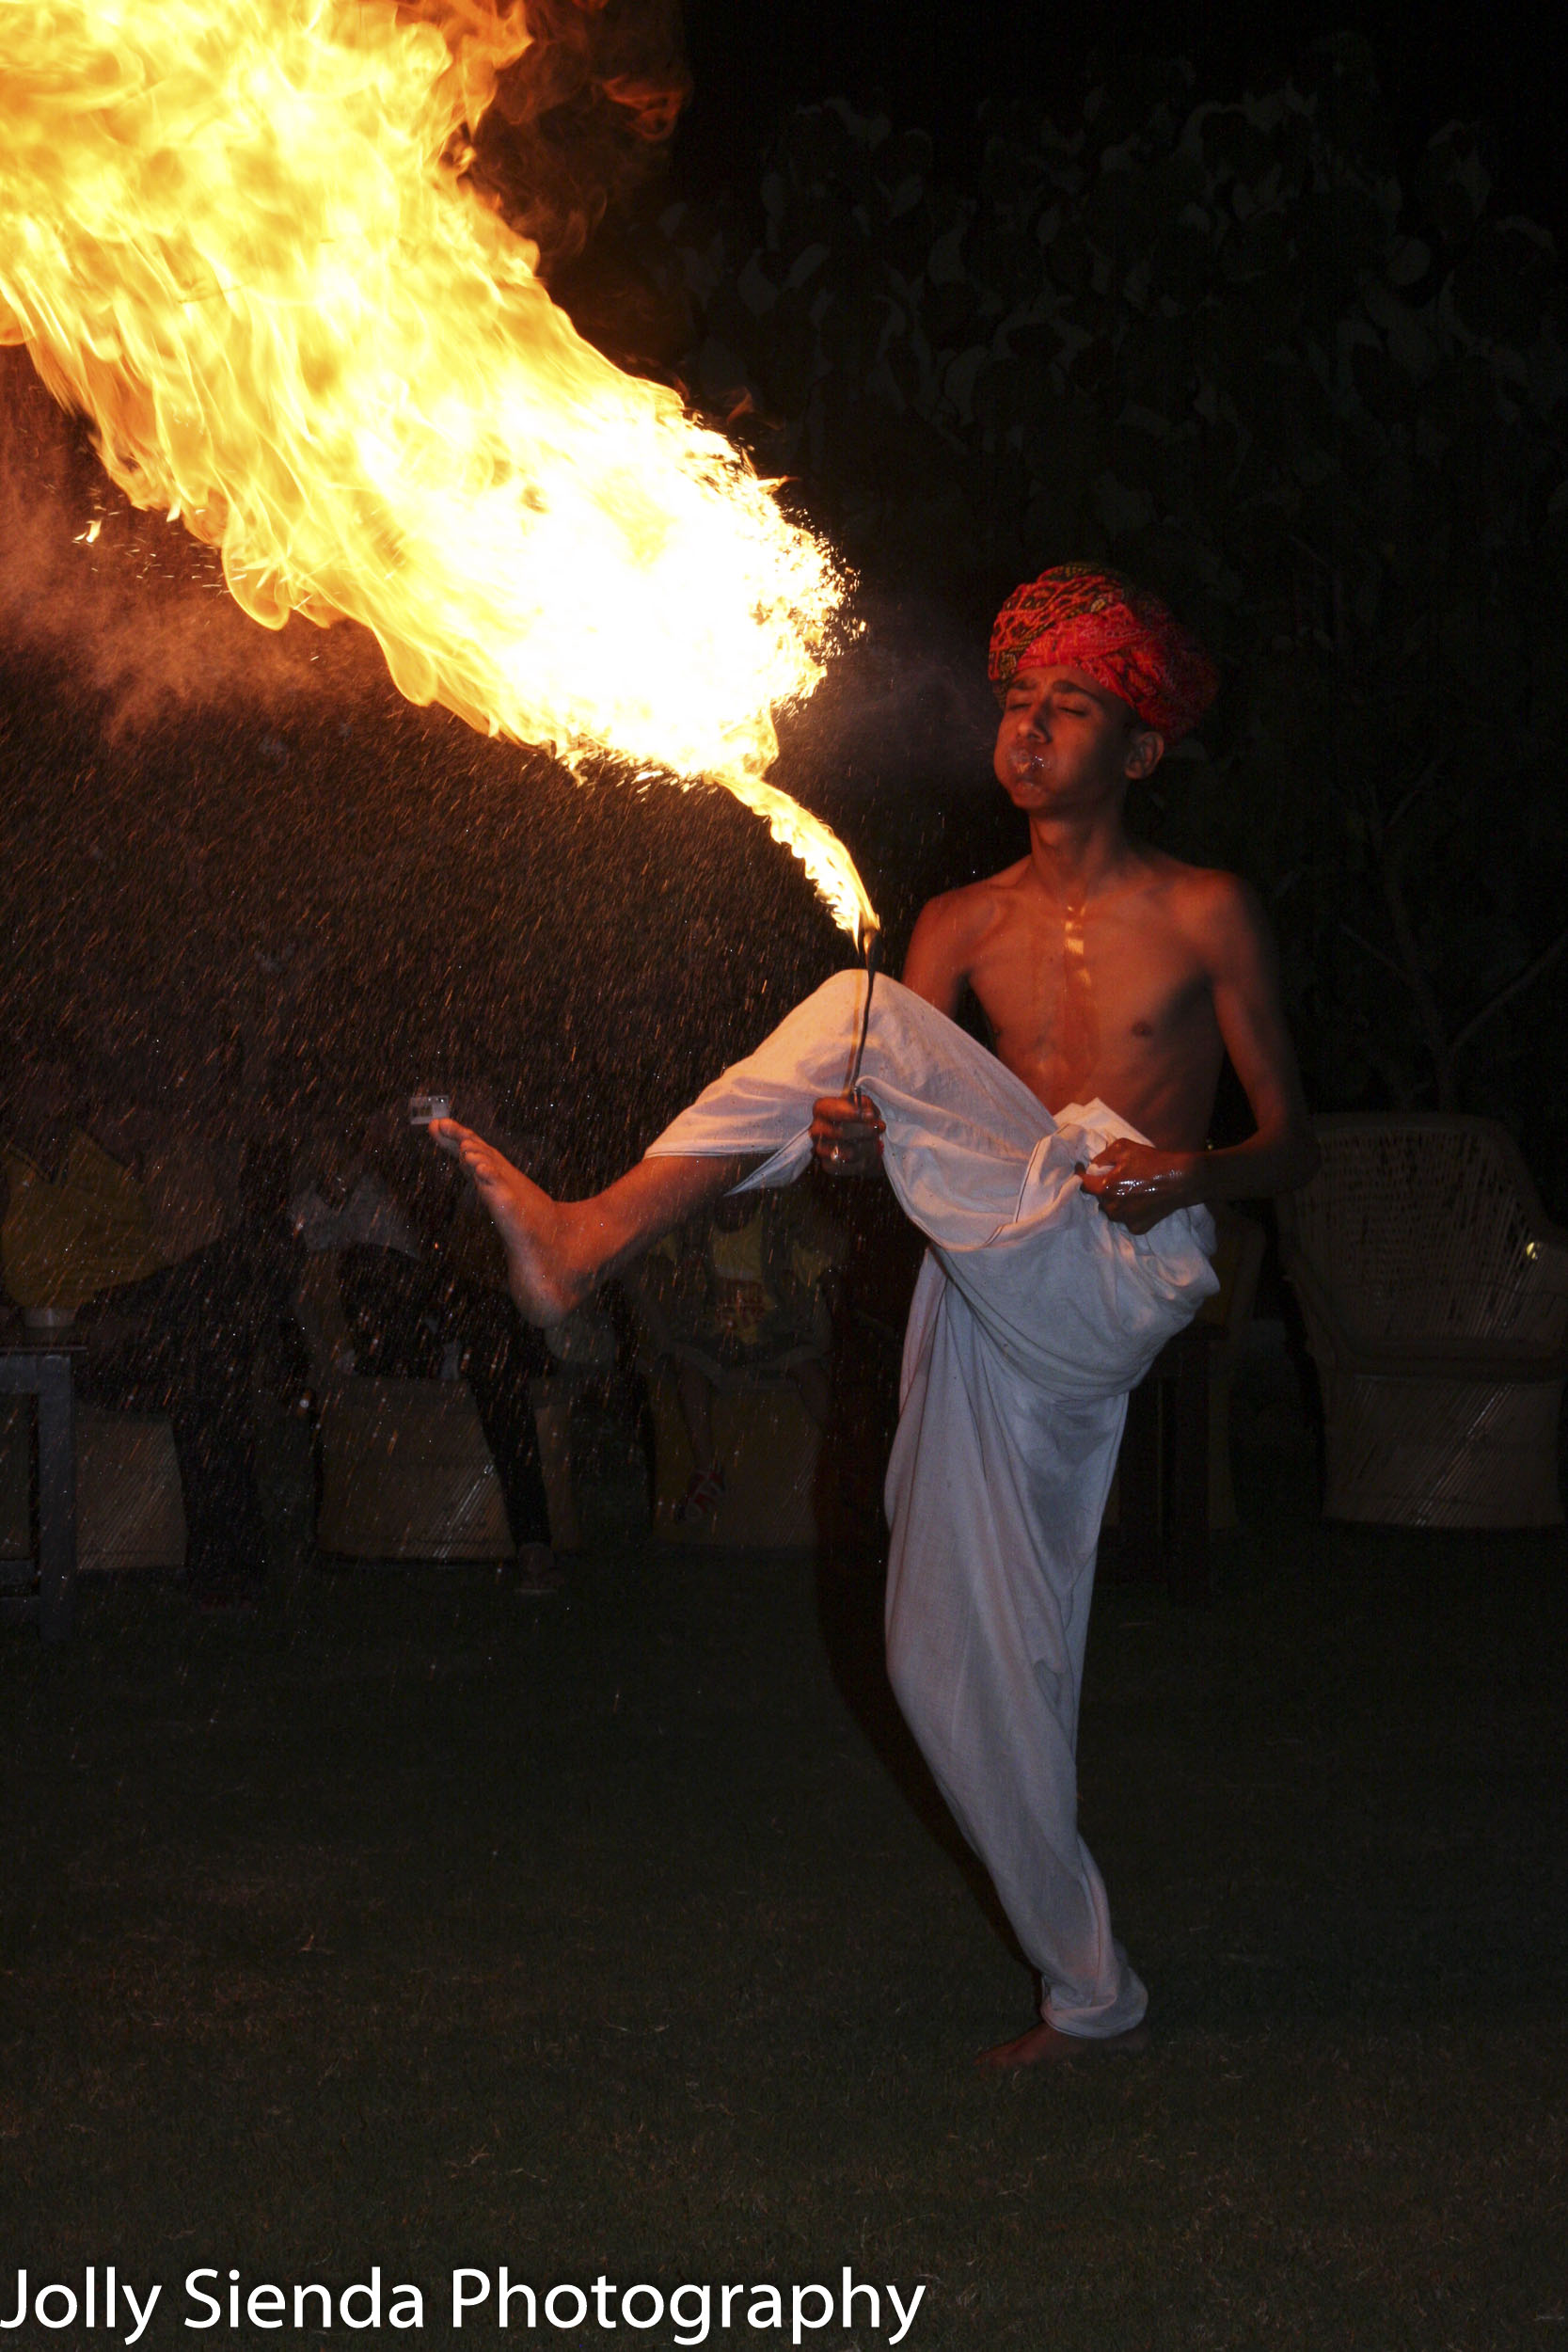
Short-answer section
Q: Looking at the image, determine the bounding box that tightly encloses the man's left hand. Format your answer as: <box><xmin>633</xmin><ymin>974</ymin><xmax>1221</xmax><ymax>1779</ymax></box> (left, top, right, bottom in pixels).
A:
<box><xmin>1078</xmin><ymin>1140</ymin><xmax>1203</xmax><ymax>1233</ymax></box>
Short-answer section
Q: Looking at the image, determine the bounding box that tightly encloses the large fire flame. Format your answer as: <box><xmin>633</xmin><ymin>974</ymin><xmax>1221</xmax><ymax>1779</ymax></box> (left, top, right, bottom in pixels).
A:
<box><xmin>0</xmin><ymin>0</ymin><xmax>877</xmax><ymax>940</ymax></box>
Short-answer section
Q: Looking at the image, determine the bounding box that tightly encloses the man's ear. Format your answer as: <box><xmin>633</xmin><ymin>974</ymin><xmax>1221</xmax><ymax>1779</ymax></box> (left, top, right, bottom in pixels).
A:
<box><xmin>1125</xmin><ymin>726</ymin><xmax>1165</xmax><ymax>782</ymax></box>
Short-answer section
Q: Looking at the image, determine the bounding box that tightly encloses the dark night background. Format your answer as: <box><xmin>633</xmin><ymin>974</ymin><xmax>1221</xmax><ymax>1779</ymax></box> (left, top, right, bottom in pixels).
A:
<box><xmin>679</xmin><ymin>0</ymin><xmax>1568</xmax><ymax>241</ymax></box>
<box><xmin>4</xmin><ymin>13</ymin><xmax>1568</xmax><ymax>2342</ymax></box>
<box><xmin>3</xmin><ymin>0</ymin><xmax>1566</xmax><ymax>1200</ymax></box>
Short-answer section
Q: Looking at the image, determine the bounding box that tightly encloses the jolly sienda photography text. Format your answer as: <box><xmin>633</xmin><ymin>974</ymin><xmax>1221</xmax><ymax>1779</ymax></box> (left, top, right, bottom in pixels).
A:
<box><xmin>0</xmin><ymin>2266</ymin><xmax>927</xmax><ymax>2345</ymax></box>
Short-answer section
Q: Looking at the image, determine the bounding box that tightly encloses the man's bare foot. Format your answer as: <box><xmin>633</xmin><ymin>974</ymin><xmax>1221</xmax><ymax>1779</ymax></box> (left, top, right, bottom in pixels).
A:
<box><xmin>430</xmin><ymin>1120</ymin><xmax>588</xmax><ymax>1326</ymax></box>
<box><xmin>975</xmin><ymin>2019</ymin><xmax>1149</xmax><ymax>2070</ymax></box>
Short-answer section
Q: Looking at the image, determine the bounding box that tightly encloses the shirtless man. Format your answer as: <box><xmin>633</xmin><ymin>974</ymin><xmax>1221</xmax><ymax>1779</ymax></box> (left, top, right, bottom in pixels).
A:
<box><xmin>434</xmin><ymin>564</ymin><xmax>1318</xmax><ymax>2067</ymax></box>
<box><xmin>814</xmin><ymin>576</ymin><xmax>1315</xmax><ymax>1233</ymax></box>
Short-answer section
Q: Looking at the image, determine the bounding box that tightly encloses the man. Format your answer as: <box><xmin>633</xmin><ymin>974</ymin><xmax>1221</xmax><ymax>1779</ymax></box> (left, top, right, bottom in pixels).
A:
<box><xmin>2</xmin><ymin>1052</ymin><xmax>303</xmax><ymax>1607</ymax></box>
<box><xmin>289</xmin><ymin>1094</ymin><xmax>560</xmax><ymax>1591</ymax></box>
<box><xmin>432</xmin><ymin>564</ymin><xmax>1318</xmax><ymax>2066</ymax></box>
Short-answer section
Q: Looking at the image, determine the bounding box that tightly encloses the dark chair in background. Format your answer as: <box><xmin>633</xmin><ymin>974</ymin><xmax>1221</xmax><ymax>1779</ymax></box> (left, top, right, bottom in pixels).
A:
<box><xmin>1278</xmin><ymin>1115</ymin><xmax>1568</xmax><ymax>1528</ymax></box>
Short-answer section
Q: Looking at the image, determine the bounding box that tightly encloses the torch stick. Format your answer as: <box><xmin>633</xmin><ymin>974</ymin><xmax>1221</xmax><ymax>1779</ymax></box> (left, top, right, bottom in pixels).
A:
<box><xmin>845</xmin><ymin>921</ymin><xmax>883</xmax><ymax>1103</ymax></box>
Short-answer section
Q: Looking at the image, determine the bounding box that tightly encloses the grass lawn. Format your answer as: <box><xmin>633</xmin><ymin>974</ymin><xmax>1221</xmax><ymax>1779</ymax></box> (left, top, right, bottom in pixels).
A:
<box><xmin>3</xmin><ymin>1357</ymin><xmax>1566</xmax><ymax>2351</ymax></box>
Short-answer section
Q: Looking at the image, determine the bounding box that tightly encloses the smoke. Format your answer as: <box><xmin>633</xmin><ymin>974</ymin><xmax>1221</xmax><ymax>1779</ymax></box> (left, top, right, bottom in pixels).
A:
<box><xmin>0</xmin><ymin>353</ymin><xmax>388</xmax><ymax>733</ymax></box>
<box><xmin>452</xmin><ymin>0</ymin><xmax>690</xmax><ymax>273</ymax></box>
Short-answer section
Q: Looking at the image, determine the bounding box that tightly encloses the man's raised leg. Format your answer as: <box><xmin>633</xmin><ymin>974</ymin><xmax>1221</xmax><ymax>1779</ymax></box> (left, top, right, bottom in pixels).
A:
<box><xmin>430</xmin><ymin>1121</ymin><xmax>758</xmax><ymax>1327</ymax></box>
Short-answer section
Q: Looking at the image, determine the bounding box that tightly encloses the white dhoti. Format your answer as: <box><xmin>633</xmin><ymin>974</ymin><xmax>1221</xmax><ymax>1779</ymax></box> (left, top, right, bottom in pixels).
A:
<box><xmin>648</xmin><ymin>972</ymin><xmax>1218</xmax><ymax>2035</ymax></box>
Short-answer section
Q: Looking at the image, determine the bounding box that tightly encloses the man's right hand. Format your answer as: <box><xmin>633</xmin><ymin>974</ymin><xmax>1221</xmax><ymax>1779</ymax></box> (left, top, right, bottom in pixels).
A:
<box><xmin>810</xmin><ymin>1093</ymin><xmax>885</xmax><ymax>1177</ymax></box>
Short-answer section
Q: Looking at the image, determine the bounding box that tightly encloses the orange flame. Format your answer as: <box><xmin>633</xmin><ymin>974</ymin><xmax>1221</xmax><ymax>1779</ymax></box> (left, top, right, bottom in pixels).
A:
<box><xmin>0</xmin><ymin>0</ymin><xmax>877</xmax><ymax>941</ymax></box>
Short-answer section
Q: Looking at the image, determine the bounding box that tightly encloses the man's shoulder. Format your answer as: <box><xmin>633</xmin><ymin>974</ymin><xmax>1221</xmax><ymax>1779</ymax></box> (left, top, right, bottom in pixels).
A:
<box><xmin>1137</xmin><ymin>853</ymin><xmax>1271</xmax><ymax>976</ymax></box>
<box><xmin>903</xmin><ymin>866</ymin><xmax>1030</xmax><ymax>1008</ymax></box>
<box><xmin>1140</xmin><ymin>849</ymin><xmax>1258</xmax><ymax>924</ymax></box>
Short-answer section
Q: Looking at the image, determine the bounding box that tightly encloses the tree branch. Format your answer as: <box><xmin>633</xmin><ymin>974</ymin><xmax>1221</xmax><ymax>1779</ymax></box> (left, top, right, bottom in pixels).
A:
<box><xmin>1385</xmin><ymin>755</ymin><xmax>1444</xmax><ymax>839</ymax></box>
<box><xmin>1338</xmin><ymin>920</ymin><xmax>1406</xmax><ymax>982</ymax></box>
<box><xmin>1379</xmin><ymin>848</ymin><xmax>1457</xmax><ymax>1107</ymax></box>
<box><xmin>1449</xmin><ymin>927</ymin><xmax>1568</xmax><ymax>1063</ymax></box>
<box><xmin>1287</xmin><ymin>532</ymin><xmax>1333</xmax><ymax>575</ymax></box>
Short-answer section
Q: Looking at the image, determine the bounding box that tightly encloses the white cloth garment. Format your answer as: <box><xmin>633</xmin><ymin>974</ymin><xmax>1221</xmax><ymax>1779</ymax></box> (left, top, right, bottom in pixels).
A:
<box><xmin>648</xmin><ymin>971</ymin><xmax>1218</xmax><ymax>2034</ymax></box>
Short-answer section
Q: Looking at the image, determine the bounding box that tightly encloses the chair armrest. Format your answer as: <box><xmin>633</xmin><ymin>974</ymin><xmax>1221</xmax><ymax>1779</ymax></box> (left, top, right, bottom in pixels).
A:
<box><xmin>1281</xmin><ymin>1241</ymin><xmax>1567</xmax><ymax>1376</ymax></box>
<box><xmin>1529</xmin><ymin>1234</ymin><xmax>1568</xmax><ymax>1300</ymax></box>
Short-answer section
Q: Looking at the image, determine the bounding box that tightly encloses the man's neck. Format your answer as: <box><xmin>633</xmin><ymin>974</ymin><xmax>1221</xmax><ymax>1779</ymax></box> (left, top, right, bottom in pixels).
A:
<box><xmin>1024</xmin><ymin>806</ymin><xmax>1140</xmax><ymax>906</ymax></box>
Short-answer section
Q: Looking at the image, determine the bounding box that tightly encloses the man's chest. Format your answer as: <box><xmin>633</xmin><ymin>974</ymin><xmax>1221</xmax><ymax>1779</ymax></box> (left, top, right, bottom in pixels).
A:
<box><xmin>968</xmin><ymin>905</ymin><xmax>1212</xmax><ymax>1065</ymax></box>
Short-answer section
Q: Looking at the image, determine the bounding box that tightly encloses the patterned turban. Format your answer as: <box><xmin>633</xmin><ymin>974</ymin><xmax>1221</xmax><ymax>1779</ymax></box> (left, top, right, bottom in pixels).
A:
<box><xmin>988</xmin><ymin>563</ymin><xmax>1219</xmax><ymax>741</ymax></box>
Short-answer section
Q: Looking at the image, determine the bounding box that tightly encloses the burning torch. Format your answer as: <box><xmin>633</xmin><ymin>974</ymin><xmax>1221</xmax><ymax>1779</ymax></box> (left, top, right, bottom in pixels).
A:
<box><xmin>844</xmin><ymin>917</ymin><xmax>883</xmax><ymax>1104</ymax></box>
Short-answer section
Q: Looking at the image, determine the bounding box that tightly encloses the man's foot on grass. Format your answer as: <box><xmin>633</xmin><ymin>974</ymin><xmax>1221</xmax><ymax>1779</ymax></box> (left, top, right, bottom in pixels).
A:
<box><xmin>976</xmin><ymin>2019</ymin><xmax>1149</xmax><ymax>2070</ymax></box>
<box><xmin>430</xmin><ymin>1120</ymin><xmax>586</xmax><ymax>1326</ymax></box>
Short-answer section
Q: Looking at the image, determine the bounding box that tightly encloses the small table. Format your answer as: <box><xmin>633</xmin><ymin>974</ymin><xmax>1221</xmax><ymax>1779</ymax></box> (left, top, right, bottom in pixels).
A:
<box><xmin>0</xmin><ymin>1343</ymin><xmax>78</xmax><ymax>1641</ymax></box>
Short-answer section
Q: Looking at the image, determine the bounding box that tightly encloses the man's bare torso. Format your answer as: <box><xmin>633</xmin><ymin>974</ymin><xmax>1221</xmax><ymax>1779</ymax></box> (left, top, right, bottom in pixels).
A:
<box><xmin>907</xmin><ymin>845</ymin><xmax>1239</xmax><ymax>1152</ymax></box>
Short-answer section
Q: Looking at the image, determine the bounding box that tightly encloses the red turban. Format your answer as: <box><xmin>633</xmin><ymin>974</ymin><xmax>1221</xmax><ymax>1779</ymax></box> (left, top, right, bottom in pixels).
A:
<box><xmin>988</xmin><ymin>563</ymin><xmax>1218</xmax><ymax>741</ymax></box>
